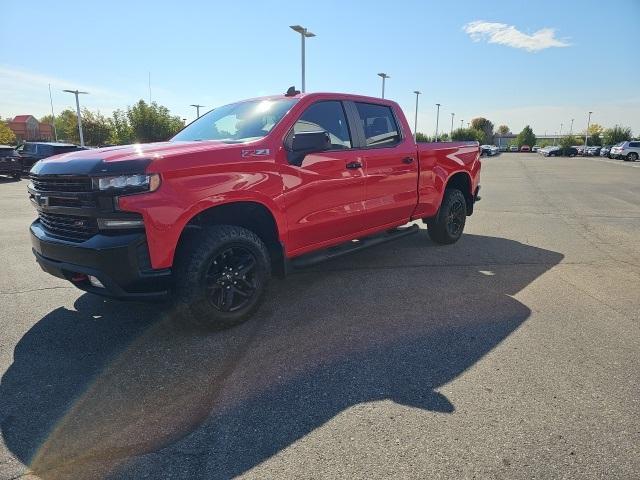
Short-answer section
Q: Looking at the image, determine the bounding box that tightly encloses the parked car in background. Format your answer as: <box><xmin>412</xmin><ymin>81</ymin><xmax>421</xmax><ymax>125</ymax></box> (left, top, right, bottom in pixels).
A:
<box><xmin>539</xmin><ymin>146</ymin><xmax>559</xmax><ymax>157</ymax></box>
<box><xmin>0</xmin><ymin>145</ymin><xmax>22</xmax><ymax>179</ymax></box>
<box><xmin>549</xmin><ymin>147</ymin><xmax>578</xmax><ymax>157</ymax></box>
<box><xmin>586</xmin><ymin>146</ymin><xmax>601</xmax><ymax>156</ymax></box>
<box><xmin>576</xmin><ymin>145</ymin><xmax>586</xmax><ymax>156</ymax></box>
<box><xmin>532</xmin><ymin>145</ymin><xmax>540</xmax><ymax>152</ymax></box>
<box><xmin>600</xmin><ymin>145</ymin><xmax>613</xmax><ymax>157</ymax></box>
<box><xmin>520</xmin><ymin>145</ymin><xmax>531</xmax><ymax>152</ymax></box>
<box><xmin>498</xmin><ymin>145</ymin><xmax>508</xmax><ymax>152</ymax></box>
<box><xmin>509</xmin><ymin>145</ymin><xmax>518</xmax><ymax>152</ymax></box>
<box><xmin>480</xmin><ymin>145</ymin><xmax>499</xmax><ymax>156</ymax></box>
<box><xmin>610</xmin><ymin>141</ymin><xmax>640</xmax><ymax>161</ymax></box>
<box><xmin>17</xmin><ymin>142</ymin><xmax>86</xmax><ymax>172</ymax></box>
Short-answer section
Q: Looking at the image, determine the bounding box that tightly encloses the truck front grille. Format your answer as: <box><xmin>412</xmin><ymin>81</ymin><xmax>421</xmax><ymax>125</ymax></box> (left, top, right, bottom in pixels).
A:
<box><xmin>31</xmin><ymin>175</ymin><xmax>93</xmax><ymax>193</ymax></box>
<box><xmin>38</xmin><ymin>212</ymin><xmax>98</xmax><ymax>242</ymax></box>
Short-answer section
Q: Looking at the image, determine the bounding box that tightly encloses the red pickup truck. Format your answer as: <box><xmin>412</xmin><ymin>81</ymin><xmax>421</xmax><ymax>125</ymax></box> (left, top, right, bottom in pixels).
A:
<box><xmin>29</xmin><ymin>91</ymin><xmax>480</xmax><ymax>328</ymax></box>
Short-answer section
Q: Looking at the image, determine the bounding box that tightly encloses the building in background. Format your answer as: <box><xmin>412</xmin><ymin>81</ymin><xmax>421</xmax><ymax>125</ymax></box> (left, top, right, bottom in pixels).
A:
<box><xmin>8</xmin><ymin>115</ymin><xmax>53</xmax><ymax>142</ymax></box>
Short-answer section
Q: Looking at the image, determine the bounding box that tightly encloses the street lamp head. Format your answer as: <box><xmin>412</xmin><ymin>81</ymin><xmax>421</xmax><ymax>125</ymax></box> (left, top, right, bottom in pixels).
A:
<box><xmin>377</xmin><ymin>73</ymin><xmax>390</xmax><ymax>79</ymax></box>
<box><xmin>436</xmin><ymin>103</ymin><xmax>441</xmax><ymax>107</ymax></box>
<box><xmin>290</xmin><ymin>25</ymin><xmax>315</xmax><ymax>37</ymax></box>
<box><xmin>413</xmin><ymin>90</ymin><xmax>421</xmax><ymax>95</ymax></box>
<box><xmin>63</xmin><ymin>89</ymin><xmax>88</xmax><ymax>95</ymax></box>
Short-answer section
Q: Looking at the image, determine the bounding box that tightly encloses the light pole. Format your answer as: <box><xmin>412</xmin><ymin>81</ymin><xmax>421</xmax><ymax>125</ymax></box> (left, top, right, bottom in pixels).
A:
<box><xmin>569</xmin><ymin>118</ymin><xmax>574</xmax><ymax>136</ymax></box>
<box><xmin>434</xmin><ymin>103</ymin><xmax>441</xmax><ymax>142</ymax></box>
<box><xmin>584</xmin><ymin>111</ymin><xmax>592</xmax><ymax>152</ymax></box>
<box><xmin>190</xmin><ymin>104</ymin><xmax>205</xmax><ymax>118</ymax></box>
<box><xmin>377</xmin><ymin>73</ymin><xmax>390</xmax><ymax>98</ymax></box>
<box><xmin>559</xmin><ymin>122</ymin><xmax>563</xmax><ymax>138</ymax></box>
<box><xmin>413</xmin><ymin>91</ymin><xmax>421</xmax><ymax>141</ymax></box>
<box><xmin>460</xmin><ymin>119</ymin><xmax>464</xmax><ymax>129</ymax></box>
<box><xmin>62</xmin><ymin>89</ymin><xmax>88</xmax><ymax>147</ymax></box>
<box><xmin>450</xmin><ymin>113</ymin><xmax>455</xmax><ymax>138</ymax></box>
<box><xmin>290</xmin><ymin>25</ymin><xmax>315</xmax><ymax>93</ymax></box>
<box><xmin>48</xmin><ymin>84</ymin><xmax>58</xmax><ymax>142</ymax></box>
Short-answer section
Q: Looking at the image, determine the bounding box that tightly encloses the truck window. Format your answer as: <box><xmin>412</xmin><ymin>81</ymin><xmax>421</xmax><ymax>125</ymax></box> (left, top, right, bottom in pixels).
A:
<box><xmin>355</xmin><ymin>103</ymin><xmax>401</xmax><ymax>147</ymax></box>
<box><xmin>172</xmin><ymin>98</ymin><xmax>298</xmax><ymax>144</ymax></box>
<box><xmin>293</xmin><ymin>101</ymin><xmax>352</xmax><ymax>149</ymax></box>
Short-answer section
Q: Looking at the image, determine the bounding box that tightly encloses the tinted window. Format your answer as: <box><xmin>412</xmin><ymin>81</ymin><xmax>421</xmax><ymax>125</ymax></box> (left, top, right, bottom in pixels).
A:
<box><xmin>52</xmin><ymin>146</ymin><xmax>80</xmax><ymax>155</ymax></box>
<box><xmin>293</xmin><ymin>101</ymin><xmax>352</xmax><ymax>149</ymax></box>
<box><xmin>629</xmin><ymin>142</ymin><xmax>639</xmax><ymax>148</ymax></box>
<box><xmin>355</xmin><ymin>102</ymin><xmax>401</xmax><ymax>147</ymax></box>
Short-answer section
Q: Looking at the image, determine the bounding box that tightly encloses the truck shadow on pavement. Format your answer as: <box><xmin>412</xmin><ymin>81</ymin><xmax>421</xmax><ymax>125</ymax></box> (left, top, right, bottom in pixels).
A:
<box><xmin>0</xmin><ymin>232</ymin><xmax>563</xmax><ymax>479</ymax></box>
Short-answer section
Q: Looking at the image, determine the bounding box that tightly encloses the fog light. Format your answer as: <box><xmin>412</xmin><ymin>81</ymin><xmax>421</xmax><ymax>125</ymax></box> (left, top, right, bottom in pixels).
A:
<box><xmin>97</xmin><ymin>218</ymin><xmax>145</xmax><ymax>229</ymax></box>
<box><xmin>88</xmin><ymin>276</ymin><xmax>105</xmax><ymax>288</ymax></box>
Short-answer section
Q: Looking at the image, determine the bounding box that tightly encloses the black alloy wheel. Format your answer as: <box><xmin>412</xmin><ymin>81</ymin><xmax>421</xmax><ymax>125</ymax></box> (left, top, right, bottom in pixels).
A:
<box><xmin>206</xmin><ymin>246</ymin><xmax>258</xmax><ymax>312</ymax></box>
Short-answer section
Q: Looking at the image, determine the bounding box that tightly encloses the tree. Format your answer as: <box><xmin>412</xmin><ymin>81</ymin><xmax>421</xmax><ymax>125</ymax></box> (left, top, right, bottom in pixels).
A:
<box><xmin>0</xmin><ymin>121</ymin><xmax>16</xmax><ymax>145</ymax></box>
<box><xmin>559</xmin><ymin>135</ymin><xmax>578</xmax><ymax>149</ymax></box>
<box><xmin>516</xmin><ymin>125</ymin><xmax>536</xmax><ymax>147</ymax></box>
<box><xmin>603</xmin><ymin>125</ymin><xmax>632</xmax><ymax>145</ymax></box>
<box><xmin>439</xmin><ymin>132</ymin><xmax>449</xmax><ymax>141</ymax></box>
<box><xmin>127</xmin><ymin>100</ymin><xmax>184</xmax><ymax>143</ymax></box>
<box><xmin>42</xmin><ymin>109</ymin><xmax>80</xmax><ymax>143</ymax></box>
<box><xmin>451</xmin><ymin>128</ymin><xmax>483</xmax><ymax>142</ymax></box>
<box><xmin>108</xmin><ymin>109</ymin><xmax>134</xmax><ymax>145</ymax></box>
<box><xmin>80</xmin><ymin>109</ymin><xmax>112</xmax><ymax>146</ymax></box>
<box><xmin>584</xmin><ymin>123</ymin><xmax>604</xmax><ymax>146</ymax></box>
<box><xmin>471</xmin><ymin>117</ymin><xmax>494</xmax><ymax>145</ymax></box>
<box><xmin>497</xmin><ymin>125</ymin><xmax>510</xmax><ymax>135</ymax></box>
<box><xmin>415</xmin><ymin>132</ymin><xmax>430</xmax><ymax>142</ymax></box>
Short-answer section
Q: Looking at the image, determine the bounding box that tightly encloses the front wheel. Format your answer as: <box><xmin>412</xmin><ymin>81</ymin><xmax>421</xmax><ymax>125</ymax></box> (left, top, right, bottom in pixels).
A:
<box><xmin>173</xmin><ymin>225</ymin><xmax>271</xmax><ymax>329</ymax></box>
<box><xmin>427</xmin><ymin>189</ymin><xmax>467</xmax><ymax>245</ymax></box>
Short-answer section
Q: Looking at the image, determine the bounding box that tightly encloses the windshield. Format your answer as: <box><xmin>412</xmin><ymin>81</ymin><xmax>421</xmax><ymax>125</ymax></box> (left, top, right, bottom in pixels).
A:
<box><xmin>172</xmin><ymin>98</ymin><xmax>298</xmax><ymax>143</ymax></box>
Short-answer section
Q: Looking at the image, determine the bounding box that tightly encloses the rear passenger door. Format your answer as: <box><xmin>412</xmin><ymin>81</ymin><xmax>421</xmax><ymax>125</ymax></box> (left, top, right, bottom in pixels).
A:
<box><xmin>350</xmin><ymin>101</ymin><xmax>418</xmax><ymax>229</ymax></box>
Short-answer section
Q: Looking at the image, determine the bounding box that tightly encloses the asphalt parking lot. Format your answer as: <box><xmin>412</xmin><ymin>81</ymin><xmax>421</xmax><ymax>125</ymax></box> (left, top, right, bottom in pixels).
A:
<box><xmin>0</xmin><ymin>153</ymin><xmax>638</xmax><ymax>479</ymax></box>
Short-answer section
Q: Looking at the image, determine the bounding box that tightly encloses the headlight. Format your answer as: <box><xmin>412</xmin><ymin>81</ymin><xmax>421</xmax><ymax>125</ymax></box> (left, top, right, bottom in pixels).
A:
<box><xmin>94</xmin><ymin>173</ymin><xmax>160</xmax><ymax>193</ymax></box>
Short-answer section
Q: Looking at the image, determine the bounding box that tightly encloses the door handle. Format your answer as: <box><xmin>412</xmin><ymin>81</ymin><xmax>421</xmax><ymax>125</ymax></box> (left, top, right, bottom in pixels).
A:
<box><xmin>402</xmin><ymin>157</ymin><xmax>414</xmax><ymax>164</ymax></box>
<box><xmin>346</xmin><ymin>161</ymin><xmax>362</xmax><ymax>169</ymax></box>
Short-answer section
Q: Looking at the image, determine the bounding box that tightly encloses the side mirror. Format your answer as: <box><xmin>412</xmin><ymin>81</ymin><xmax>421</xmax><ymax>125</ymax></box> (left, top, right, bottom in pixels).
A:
<box><xmin>286</xmin><ymin>130</ymin><xmax>331</xmax><ymax>166</ymax></box>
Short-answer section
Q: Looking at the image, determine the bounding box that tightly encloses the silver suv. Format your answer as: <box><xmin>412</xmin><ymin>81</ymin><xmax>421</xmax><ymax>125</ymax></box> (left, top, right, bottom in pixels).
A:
<box><xmin>610</xmin><ymin>141</ymin><xmax>640</xmax><ymax>161</ymax></box>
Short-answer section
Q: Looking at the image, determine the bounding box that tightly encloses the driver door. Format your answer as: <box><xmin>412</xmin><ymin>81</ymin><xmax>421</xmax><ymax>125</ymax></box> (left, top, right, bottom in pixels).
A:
<box><xmin>282</xmin><ymin>100</ymin><xmax>366</xmax><ymax>254</ymax></box>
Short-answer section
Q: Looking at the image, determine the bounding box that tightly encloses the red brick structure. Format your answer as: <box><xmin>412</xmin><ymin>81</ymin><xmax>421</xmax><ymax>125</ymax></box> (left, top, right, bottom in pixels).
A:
<box><xmin>8</xmin><ymin>115</ymin><xmax>54</xmax><ymax>142</ymax></box>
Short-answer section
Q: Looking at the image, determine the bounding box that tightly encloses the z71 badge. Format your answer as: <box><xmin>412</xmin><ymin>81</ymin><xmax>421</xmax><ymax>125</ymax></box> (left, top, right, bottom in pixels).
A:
<box><xmin>241</xmin><ymin>149</ymin><xmax>270</xmax><ymax>158</ymax></box>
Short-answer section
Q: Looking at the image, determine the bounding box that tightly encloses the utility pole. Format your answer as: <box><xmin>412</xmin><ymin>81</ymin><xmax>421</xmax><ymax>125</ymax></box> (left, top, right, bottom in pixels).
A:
<box><xmin>377</xmin><ymin>73</ymin><xmax>390</xmax><ymax>99</ymax></box>
<box><xmin>62</xmin><ymin>89</ymin><xmax>88</xmax><ymax>147</ymax></box>
<box><xmin>434</xmin><ymin>103</ymin><xmax>441</xmax><ymax>142</ymax></box>
<box><xmin>290</xmin><ymin>25</ymin><xmax>316</xmax><ymax>93</ymax></box>
<box><xmin>569</xmin><ymin>118</ymin><xmax>574</xmax><ymax>136</ymax></box>
<box><xmin>413</xmin><ymin>91</ymin><xmax>421</xmax><ymax>141</ymax></box>
<box><xmin>450</xmin><ymin>112</ymin><xmax>455</xmax><ymax>138</ymax></box>
<box><xmin>584</xmin><ymin>111</ymin><xmax>592</xmax><ymax>153</ymax></box>
<box><xmin>190</xmin><ymin>104</ymin><xmax>205</xmax><ymax>118</ymax></box>
<box><xmin>48</xmin><ymin>84</ymin><xmax>58</xmax><ymax>142</ymax></box>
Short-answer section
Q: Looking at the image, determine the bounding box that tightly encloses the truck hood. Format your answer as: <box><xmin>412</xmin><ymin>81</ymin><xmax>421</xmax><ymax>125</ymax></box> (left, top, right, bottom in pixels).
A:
<box><xmin>30</xmin><ymin>140</ymin><xmax>247</xmax><ymax>176</ymax></box>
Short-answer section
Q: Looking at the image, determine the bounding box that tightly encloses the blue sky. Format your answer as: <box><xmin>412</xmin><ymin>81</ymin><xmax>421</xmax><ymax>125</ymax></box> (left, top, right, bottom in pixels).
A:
<box><xmin>2</xmin><ymin>0</ymin><xmax>639</xmax><ymax>136</ymax></box>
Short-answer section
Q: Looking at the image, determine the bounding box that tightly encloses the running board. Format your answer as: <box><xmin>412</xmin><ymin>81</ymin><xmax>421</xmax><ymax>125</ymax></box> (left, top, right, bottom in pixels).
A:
<box><xmin>290</xmin><ymin>224</ymin><xmax>420</xmax><ymax>269</ymax></box>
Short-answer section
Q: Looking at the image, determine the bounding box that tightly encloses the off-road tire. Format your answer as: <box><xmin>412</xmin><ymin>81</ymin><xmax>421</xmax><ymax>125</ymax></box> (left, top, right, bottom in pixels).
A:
<box><xmin>427</xmin><ymin>189</ymin><xmax>467</xmax><ymax>245</ymax></box>
<box><xmin>173</xmin><ymin>225</ymin><xmax>270</xmax><ymax>329</ymax></box>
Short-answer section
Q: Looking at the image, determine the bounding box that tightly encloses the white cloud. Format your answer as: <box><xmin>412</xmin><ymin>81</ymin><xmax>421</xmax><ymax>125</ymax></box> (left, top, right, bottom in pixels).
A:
<box><xmin>463</xmin><ymin>21</ymin><xmax>570</xmax><ymax>52</ymax></box>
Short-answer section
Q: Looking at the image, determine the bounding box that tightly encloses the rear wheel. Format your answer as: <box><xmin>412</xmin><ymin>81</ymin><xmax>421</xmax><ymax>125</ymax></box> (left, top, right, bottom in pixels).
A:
<box><xmin>174</xmin><ymin>225</ymin><xmax>270</xmax><ymax>329</ymax></box>
<box><xmin>12</xmin><ymin>173</ymin><xmax>21</xmax><ymax>180</ymax></box>
<box><xmin>427</xmin><ymin>189</ymin><xmax>467</xmax><ymax>245</ymax></box>
<box><xmin>626</xmin><ymin>152</ymin><xmax>638</xmax><ymax>162</ymax></box>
